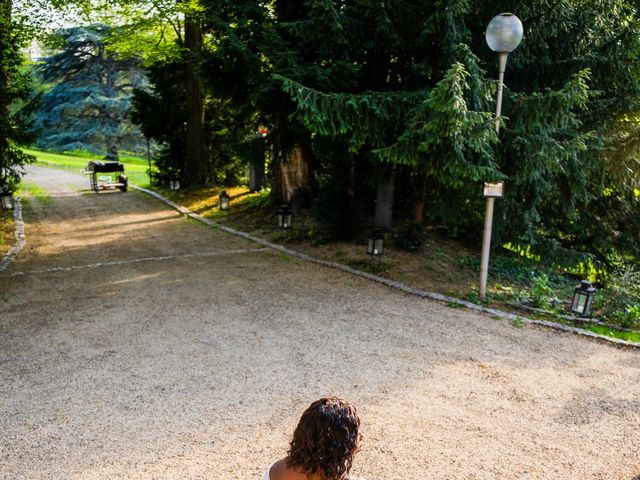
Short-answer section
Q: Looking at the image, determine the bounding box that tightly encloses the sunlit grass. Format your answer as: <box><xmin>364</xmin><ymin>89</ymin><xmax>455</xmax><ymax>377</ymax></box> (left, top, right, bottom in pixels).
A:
<box><xmin>23</xmin><ymin>148</ymin><xmax>151</xmax><ymax>187</ymax></box>
<box><xmin>162</xmin><ymin>185</ymin><xmax>258</xmax><ymax>218</ymax></box>
<box><xmin>17</xmin><ymin>181</ymin><xmax>52</xmax><ymax>204</ymax></box>
<box><xmin>57</xmin><ymin>149</ymin><xmax>150</xmax><ymax>166</ymax></box>
<box><xmin>582</xmin><ymin>323</ymin><xmax>640</xmax><ymax>343</ymax></box>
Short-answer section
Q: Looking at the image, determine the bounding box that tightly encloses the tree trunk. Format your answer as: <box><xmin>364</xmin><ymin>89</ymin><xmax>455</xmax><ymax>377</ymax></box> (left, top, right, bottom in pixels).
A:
<box><xmin>413</xmin><ymin>168</ymin><xmax>427</xmax><ymax>226</ymax></box>
<box><xmin>184</xmin><ymin>14</ymin><xmax>206</xmax><ymax>186</ymax></box>
<box><xmin>0</xmin><ymin>0</ymin><xmax>12</xmax><ymax>170</ymax></box>
<box><xmin>275</xmin><ymin>146</ymin><xmax>313</xmax><ymax>207</ymax></box>
<box><xmin>374</xmin><ymin>172</ymin><xmax>394</xmax><ymax>230</ymax></box>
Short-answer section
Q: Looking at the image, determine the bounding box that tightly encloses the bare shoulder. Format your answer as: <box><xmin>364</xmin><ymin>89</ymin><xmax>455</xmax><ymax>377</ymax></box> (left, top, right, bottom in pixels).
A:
<box><xmin>267</xmin><ymin>458</ymin><xmax>288</xmax><ymax>480</ymax></box>
<box><xmin>269</xmin><ymin>457</ymin><xmax>321</xmax><ymax>480</ymax></box>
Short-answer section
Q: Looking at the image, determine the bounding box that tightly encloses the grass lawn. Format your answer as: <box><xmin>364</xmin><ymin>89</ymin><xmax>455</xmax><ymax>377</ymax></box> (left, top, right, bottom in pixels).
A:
<box><xmin>24</xmin><ymin>148</ymin><xmax>151</xmax><ymax>187</ymax></box>
<box><xmin>583</xmin><ymin>323</ymin><xmax>640</xmax><ymax>343</ymax></box>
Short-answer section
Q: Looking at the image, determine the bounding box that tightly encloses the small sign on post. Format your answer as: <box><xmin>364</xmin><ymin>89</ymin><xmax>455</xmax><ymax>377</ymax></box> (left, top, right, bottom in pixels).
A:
<box><xmin>479</xmin><ymin>181</ymin><xmax>505</xmax><ymax>299</ymax></box>
<box><xmin>483</xmin><ymin>182</ymin><xmax>504</xmax><ymax>198</ymax></box>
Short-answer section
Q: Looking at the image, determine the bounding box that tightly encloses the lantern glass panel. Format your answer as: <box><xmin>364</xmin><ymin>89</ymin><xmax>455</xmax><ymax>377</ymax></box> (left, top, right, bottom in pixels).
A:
<box><xmin>278</xmin><ymin>205</ymin><xmax>292</xmax><ymax>229</ymax></box>
<box><xmin>571</xmin><ymin>292</ymin><xmax>588</xmax><ymax>314</ymax></box>
<box><xmin>219</xmin><ymin>193</ymin><xmax>230</xmax><ymax>211</ymax></box>
<box><xmin>1</xmin><ymin>193</ymin><xmax>12</xmax><ymax>210</ymax></box>
<box><xmin>374</xmin><ymin>238</ymin><xmax>384</xmax><ymax>256</ymax></box>
<box><xmin>278</xmin><ymin>213</ymin><xmax>292</xmax><ymax>229</ymax></box>
<box><xmin>367</xmin><ymin>232</ymin><xmax>384</xmax><ymax>256</ymax></box>
<box><xmin>570</xmin><ymin>281</ymin><xmax>596</xmax><ymax>317</ymax></box>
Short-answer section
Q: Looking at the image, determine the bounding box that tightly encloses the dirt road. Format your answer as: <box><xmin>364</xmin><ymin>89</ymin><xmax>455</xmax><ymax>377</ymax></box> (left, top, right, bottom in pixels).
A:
<box><xmin>1</xmin><ymin>166</ymin><xmax>638</xmax><ymax>479</ymax></box>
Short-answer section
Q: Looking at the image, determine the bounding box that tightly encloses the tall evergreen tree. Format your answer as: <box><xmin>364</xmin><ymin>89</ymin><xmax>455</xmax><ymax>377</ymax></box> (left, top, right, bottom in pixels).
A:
<box><xmin>274</xmin><ymin>0</ymin><xmax>640</xmax><ymax>268</ymax></box>
<box><xmin>34</xmin><ymin>24</ymin><xmax>147</xmax><ymax>158</ymax></box>
<box><xmin>0</xmin><ymin>0</ymin><xmax>36</xmax><ymax>191</ymax></box>
<box><xmin>69</xmin><ymin>0</ymin><xmax>640</xmax><ymax>270</ymax></box>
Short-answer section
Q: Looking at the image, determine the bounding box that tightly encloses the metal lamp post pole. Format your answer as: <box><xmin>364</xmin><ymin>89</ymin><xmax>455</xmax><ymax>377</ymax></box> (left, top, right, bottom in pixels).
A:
<box><xmin>479</xmin><ymin>12</ymin><xmax>523</xmax><ymax>300</ymax></box>
<box><xmin>480</xmin><ymin>52</ymin><xmax>507</xmax><ymax>299</ymax></box>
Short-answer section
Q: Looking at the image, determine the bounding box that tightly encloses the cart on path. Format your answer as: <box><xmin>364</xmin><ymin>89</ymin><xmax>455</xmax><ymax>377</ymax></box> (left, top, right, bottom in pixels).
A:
<box><xmin>84</xmin><ymin>161</ymin><xmax>128</xmax><ymax>193</ymax></box>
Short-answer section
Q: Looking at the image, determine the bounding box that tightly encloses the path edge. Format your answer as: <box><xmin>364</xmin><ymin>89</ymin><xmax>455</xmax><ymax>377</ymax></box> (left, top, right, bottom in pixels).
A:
<box><xmin>0</xmin><ymin>198</ymin><xmax>26</xmax><ymax>273</ymax></box>
<box><xmin>132</xmin><ymin>185</ymin><xmax>640</xmax><ymax>350</ymax></box>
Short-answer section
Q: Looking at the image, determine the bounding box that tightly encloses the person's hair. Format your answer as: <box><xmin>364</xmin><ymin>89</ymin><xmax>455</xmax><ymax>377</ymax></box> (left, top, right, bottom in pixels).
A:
<box><xmin>287</xmin><ymin>397</ymin><xmax>361</xmax><ymax>480</ymax></box>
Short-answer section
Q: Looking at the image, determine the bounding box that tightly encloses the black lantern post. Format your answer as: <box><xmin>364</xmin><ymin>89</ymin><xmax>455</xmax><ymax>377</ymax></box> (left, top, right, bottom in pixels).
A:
<box><xmin>0</xmin><ymin>188</ymin><xmax>13</xmax><ymax>210</ymax></box>
<box><xmin>277</xmin><ymin>204</ymin><xmax>293</xmax><ymax>229</ymax></box>
<box><xmin>570</xmin><ymin>280</ymin><xmax>596</xmax><ymax>317</ymax></box>
<box><xmin>367</xmin><ymin>229</ymin><xmax>384</xmax><ymax>257</ymax></box>
<box><xmin>218</xmin><ymin>190</ymin><xmax>230</xmax><ymax>211</ymax></box>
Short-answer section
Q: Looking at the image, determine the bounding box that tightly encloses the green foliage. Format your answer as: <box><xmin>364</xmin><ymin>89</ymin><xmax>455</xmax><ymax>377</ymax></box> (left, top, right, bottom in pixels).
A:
<box><xmin>392</xmin><ymin>225</ymin><xmax>427</xmax><ymax>252</ymax></box>
<box><xmin>464</xmin><ymin>290</ymin><xmax>481</xmax><ymax>304</ymax></box>
<box><xmin>530</xmin><ymin>273</ymin><xmax>554</xmax><ymax>309</ymax></box>
<box><xmin>27</xmin><ymin>0</ymin><xmax>640</xmax><ymax>277</ymax></box>
<box><xmin>0</xmin><ymin>2</ymin><xmax>36</xmax><ymax>190</ymax></box>
<box><xmin>131</xmin><ymin>58</ymin><xmax>248</xmax><ymax>185</ymax></box>
<box><xmin>33</xmin><ymin>25</ymin><xmax>148</xmax><ymax>157</ymax></box>
<box><xmin>275</xmin><ymin>0</ymin><xmax>640</xmax><ymax>273</ymax></box>
<box><xmin>582</xmin><ymin>324</ymin><xmax>640</xmax><ymax>344</ymax></box>
<box><xmin>459</xmin><ymin>253</ymin><xmax>555</xmax><ymax>286</ymax></box>
<box><xmin>599</xmin><ymin>266</ymin><xmax>640</xmax><ymax>329</ymax></box>
<box><xmin>612</xmin><ymin>306</ymin><xmax>640</xmax><ymax>331</ymax></box>
<box><xmin>277</xmin><ymin>75</ymin><xmax>421</xmax><ymax>154</ymax></box>
<box><xmin>511</xmin><ymin>318</ymin><xmax>525</xmax><ymax>329</ymax></box>
<box><xmin>243</xmin><ymin>189</ymin><xmax>270</xmax><ymax>209</ymax></box>
<box><xmin>492</xmin><ymin>0</ymin><xmax>640</xmax><ymax>270</ymax></box>
<box><xmin>131</xmin><ymin>60</ymin><xmax>186</xmax><ymax>177</ymax></box>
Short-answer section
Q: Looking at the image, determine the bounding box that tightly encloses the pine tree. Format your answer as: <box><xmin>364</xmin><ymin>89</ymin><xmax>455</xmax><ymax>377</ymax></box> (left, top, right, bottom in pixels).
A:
<box><xmin>0</xmin><ymin>0</ymin><xmax>36</xmax><ymax>191</ymax></box>
<box><xmin>274</xmin><ymin>0</ymin><xmax>640</xmax><ymax>267</ymax></box>
<box><xmin>34</xmin><ymin>24</ymin><xmax>147</xmax><ymax>158</ymax></box>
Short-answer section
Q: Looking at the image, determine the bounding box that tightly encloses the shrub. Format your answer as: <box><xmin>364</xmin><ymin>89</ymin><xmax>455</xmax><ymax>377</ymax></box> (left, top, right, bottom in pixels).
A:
<box><xmin>530</xmin><ymin>273</ymin><xmax>554</xmax><ymax>309</ymax></box>
<box><xmin>600</xmin><ymin>267</ymin><xmax>640</xmax><ymax>328</ymax></box>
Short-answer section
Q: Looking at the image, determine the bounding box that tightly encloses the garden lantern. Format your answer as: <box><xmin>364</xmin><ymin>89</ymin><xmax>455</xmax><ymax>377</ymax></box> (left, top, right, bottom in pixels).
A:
<box><xmin>570</xmin><ymin>280</ymin><xmax>596</xmax><ymax>317</ymax></box>
<box><xmin>277</xmin><ymin>204</ymin><xmax>293</xmax><ymax>229</ymax></box>
<box><xmin>0</xmin><ymin>189</ymin><xmax>12</xmax><ymax>210</ymax></box>
<box><xmin>479</xmin><ymin>12</ymin><xmax>523</xmax><ymax>300</ymax></box>
<box><xmin>367</xmin><ymin>229</ymin><xmax>384</xmax><ymax>257</ymax></box>
<box><xmin>218</xmin><ymin>190</ymin><xmax>230</xmax><ymax>211</ymax></box>
<box><xmin>169</xmin><ymin>176</ymin><xmax>180</xmax><ymax>191</ymax></box>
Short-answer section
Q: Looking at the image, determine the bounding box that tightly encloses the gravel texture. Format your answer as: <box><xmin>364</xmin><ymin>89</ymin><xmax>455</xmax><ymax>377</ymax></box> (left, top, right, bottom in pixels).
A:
<box><xmin>1</xmin><ymin>166</ymin><xmax>639</xmax><ymax>480</ymax></box>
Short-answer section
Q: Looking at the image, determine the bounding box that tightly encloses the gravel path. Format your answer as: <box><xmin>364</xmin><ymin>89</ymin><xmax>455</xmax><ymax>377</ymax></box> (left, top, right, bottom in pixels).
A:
<box><xmin>1</xmin><ymin>166</ymin><xmax>639</xmax><ymax>480</ymax></box>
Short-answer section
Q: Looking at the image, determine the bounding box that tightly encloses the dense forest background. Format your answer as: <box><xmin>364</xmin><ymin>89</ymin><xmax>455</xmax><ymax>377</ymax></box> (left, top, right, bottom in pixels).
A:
<box><xmin>2</xmin><ymin>0</ymin><xmax>640</xmax><ymax>280</ymax></box>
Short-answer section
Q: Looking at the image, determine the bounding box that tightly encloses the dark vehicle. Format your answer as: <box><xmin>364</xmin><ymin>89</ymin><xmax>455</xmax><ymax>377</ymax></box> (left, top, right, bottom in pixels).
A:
<box><xmin>84</xmin><ymin>161</ymin><xmax>128</xmax><ymax>193</ymax></box>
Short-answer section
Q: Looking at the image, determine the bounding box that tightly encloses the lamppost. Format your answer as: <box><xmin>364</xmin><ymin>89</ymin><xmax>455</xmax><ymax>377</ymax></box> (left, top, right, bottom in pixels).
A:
<box><xmin>480</xmin><ymin>12</ymin><xmax>523</xmax><ymax>300</ymax></box>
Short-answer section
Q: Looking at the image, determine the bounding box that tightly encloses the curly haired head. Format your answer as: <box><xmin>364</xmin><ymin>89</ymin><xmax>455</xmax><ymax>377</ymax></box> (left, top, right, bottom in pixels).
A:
<box><xmin>287</xmin><ymin>397</ymin><xmax>361</xmax><ymax>480</ymax></box>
